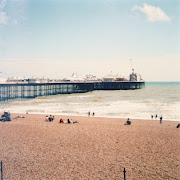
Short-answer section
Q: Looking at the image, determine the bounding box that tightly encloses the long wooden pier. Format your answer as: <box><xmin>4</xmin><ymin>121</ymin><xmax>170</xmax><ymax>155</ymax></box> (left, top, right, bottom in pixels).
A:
<box><xmin>0</xmin><ymin>81</ymin><xmax>145</xmax><ymax>101</ymax></box>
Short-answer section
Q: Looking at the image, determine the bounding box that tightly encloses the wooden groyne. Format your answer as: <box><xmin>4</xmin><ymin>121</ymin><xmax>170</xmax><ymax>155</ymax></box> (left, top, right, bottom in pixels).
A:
<box><xmin>0</xmin><ymin>81</ymin><xmax>145</xmax><ymax>101</ymax></box>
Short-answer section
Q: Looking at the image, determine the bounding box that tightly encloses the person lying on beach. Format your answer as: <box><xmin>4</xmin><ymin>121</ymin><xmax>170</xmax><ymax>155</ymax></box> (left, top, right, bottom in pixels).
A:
<box><xmin>73</xmin><ymin>121</ymin><xmax>78</xmax><ymax>124</ymax></box>
<box><xmin>124</xmin><ymin>118</ymin><xmax>131</xmax><ymax>125</ymax></box>
<box><xmin>59</xmin><ymin>119</ymin><xmax>64</xmax><ymax>123</ymax></box>
<box><xmin>14</xmin><ymin>116</ymin><xmax>25</xmax><ymax>119</ymax></box>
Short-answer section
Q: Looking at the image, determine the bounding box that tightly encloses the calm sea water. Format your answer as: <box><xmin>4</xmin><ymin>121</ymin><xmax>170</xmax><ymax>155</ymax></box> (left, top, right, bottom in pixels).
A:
<box><xmin>0</xmin><ymin>82</ymin><xmax>180</xmax><ymax>121</ymax></box>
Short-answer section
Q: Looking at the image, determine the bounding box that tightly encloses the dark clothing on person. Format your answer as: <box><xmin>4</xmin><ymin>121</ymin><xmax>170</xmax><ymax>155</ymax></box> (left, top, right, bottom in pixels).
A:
<box><xmin>0</xmin><ymin>112</ymin><xmax>11</xmax><ymax>121</ymax></box>
<box><xmin>6</xmin><ymin>114</ymin><xmax>11</xmax><ymax>121</ymax></box>
<box><xmin>176</xmin><ymin>124</ymin><xmax>180</xmax><ymax>128</ymax></box>
<box><xmin>124</xmin><ymin>118</ymin><xmax>131</xmax><ymax>125</ymax></box>
<box><xmin>0</xmin><ymin>115</ymin><xmax>6</xmax><ymax>121</ymax></box>
<box><xmin>49</xmin><ymin>116</ymin><xmax>53</xmax><ymax>121</ymax></box>
<box><xmin>160</xmin><ymin>116</ymin><xmax>163</xmax><ymax>124</ymax></box>
<box><xmin>67</xmin><ymin>119</ymin><xmax>71</xmax><ymax>123</ymax></box>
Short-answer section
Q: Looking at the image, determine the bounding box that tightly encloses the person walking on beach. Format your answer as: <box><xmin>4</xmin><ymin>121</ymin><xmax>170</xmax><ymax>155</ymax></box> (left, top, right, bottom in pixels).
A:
<box><xmin>88</xmin><ymin>111</ymin><xmax>90</xmax><ymax>117</ymax></box>
<box><xmin>160</xmin><ymin>116</ymin><xmax>163</xmax><ymax>124</ymax></box>
<box><xmin>155</xmin><ymin>114</ymin><xmax>158</xmax><ymax>120</ymax></box>
<box><xmin>151</xmin><ymin>115</ymin><xmax>153</xmax><ymax>120</ymax></box>
<box><xmin>92</xmin><ymin>112</ymin><xmax>95</xmax><ymax>116</ymax></box>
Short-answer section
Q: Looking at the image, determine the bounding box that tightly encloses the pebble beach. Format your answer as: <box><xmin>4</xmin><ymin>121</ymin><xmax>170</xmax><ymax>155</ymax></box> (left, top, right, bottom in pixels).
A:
<box><xmin>0</xmin><ymin>113</ymin><xmax>179</xmax><ymax>179</ymax></box>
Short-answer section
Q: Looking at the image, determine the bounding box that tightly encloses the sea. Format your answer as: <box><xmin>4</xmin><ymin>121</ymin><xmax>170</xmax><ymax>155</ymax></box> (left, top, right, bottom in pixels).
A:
<box><xmin>0</xmin><ymin>82</ymin><xmax>180</xmax><ymax>121</ymax></box>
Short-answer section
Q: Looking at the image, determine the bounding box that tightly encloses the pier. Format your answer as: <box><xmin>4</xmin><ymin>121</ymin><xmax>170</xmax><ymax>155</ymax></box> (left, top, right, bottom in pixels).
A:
<box><xmin>0</xmin><ymin>81</ymin><xmax>145</xmax><ymax>101</ymax></box>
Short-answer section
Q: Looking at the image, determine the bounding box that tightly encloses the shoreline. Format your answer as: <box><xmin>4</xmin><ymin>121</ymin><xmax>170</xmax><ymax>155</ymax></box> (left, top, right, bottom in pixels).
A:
<box><xmin>1</xmin><ymin>112</ymin><xmax>179</xmax><ymax>130</ymax></box>
<box><xmin>3</xmin><ymin>111</ymin><xmax>180</xmax><ymax>122</ymax></box>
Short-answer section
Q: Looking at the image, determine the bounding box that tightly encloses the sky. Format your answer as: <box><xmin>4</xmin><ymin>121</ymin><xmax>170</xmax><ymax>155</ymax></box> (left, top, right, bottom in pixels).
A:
<box><xmin>0</xmin><ymin>0</ymin><xmax>179</xmax><ymax>81</ymax></box>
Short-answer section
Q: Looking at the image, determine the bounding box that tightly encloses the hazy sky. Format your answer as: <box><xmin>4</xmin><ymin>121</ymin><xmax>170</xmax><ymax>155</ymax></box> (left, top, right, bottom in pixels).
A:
<box><xmin>0</xmin><ymin>0</ymin><xmax>179</xmax><ymax>81</ymax></box>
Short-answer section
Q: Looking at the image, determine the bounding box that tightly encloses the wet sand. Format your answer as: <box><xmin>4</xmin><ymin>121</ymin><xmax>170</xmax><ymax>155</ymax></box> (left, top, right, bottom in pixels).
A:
<box><xmin>0</xmin><ymin>113</ymin><xmax>179</xmax><ymax>179</ymax></box>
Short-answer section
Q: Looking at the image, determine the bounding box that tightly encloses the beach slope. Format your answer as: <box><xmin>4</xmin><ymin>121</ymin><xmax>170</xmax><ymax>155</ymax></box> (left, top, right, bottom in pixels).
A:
<box><xmin>0</xmin><ymin>113</ymin><xmax>179</xmax><ymax>179</ymax></box>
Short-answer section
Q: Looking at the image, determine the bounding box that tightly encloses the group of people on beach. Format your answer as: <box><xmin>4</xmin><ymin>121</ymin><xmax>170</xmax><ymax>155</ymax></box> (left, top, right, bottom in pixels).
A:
<box><xmin>59</xmin><ymin>118</ymin><xmax>78</xmax><ymax>124</ymax></box>
<box><xmin>59</xmin><ymin>118</ymin><xmax>71</xmax><ymax>123</ymax></box>
<box><xmin>0</xmin><ymin>111</ymin><xmax>11</xmax><ymax>122</ymax></box>
<box><xmin>88</xmin><ymin>111</ymin><xmax>95</xmax><ymax>117</ymax></box>
<box><xmin>151</xmin><ymin>114</ymin><xmax>158</xmax><ymax>120</ymax></box>
<box><xmin>151</xmin><ymin>114</ymin><xmax>163</xmax><ymax>124</ymax></box>
<box><xmin>45</xmin><ymin>115</ymin><xmax>54</xmax><ymax>122</ymax></box>
<box><xmin>45</xmin><ymin>116</ymin><xmax>78</xmax><ymax>124</ymax></box>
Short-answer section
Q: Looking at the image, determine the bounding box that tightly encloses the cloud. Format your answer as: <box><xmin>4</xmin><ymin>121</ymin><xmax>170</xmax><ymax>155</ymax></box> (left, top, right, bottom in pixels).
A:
<box><xmin>0</xmin><ymin>0</ymin><xmax>8</xmax><ymax>24</ymax></box>
<box><xmin>10</xmin><ymin>0</ymin><xmax>27</xmax><ymax>24</ymax></box>
<box><xmin>0</xmin><ymin>11</ymin><xmax>7</xmax><ymax>24</ymax></box>
<box><xmin>0</xmin><ymin>0</ymin><xmax>6</xmax><ymax>10</ymax></box>
<box><xmin>132</xmin><ymin>3</ymin><xmax>171</xmax><ymax>22</ymax></box>
<box><xmin>0</xmin><ymin>0</ymin><xmax>27</xmax><ymax>25</ymax></box>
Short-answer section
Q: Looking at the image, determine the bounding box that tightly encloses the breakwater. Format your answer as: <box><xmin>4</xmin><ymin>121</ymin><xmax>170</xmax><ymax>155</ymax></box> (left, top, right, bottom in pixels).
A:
<box><xmin>0</xmin><ymin>81</ymin><xmax>145</xmax><ymax>101</ymax></box>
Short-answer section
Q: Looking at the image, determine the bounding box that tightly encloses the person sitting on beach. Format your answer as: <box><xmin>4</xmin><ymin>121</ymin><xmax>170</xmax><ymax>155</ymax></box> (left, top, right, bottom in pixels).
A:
<box><xmin>67</xmin><ymin>119</ymin><xmax>71</xmax><ymax>123</ymax></box>
<box><xmin>49</xmin><ymin>115</ymin><xmax>53</xmax><ymax>122</ymax></box>
<box><xmin>45</xmin><ymin>116</ymin><xmax>49</xmax><ymax>121</ymax></box>
<box><xmin>124</xmin><ymin>118</ymin><xmax>131</xmax><ymax>125</ymax></box>
<box><xmin>6</xmin><ymin>113</ymin><xmax>11</xmax><ymax>121</ymax></box>
<box><xmin>0</xmin><ymin>112</ymin><xmax>11</xmax><ymax>122</ymax></box>
<box><xmin>0</xmin><ymin>114</ymin><xmax>6</xmax><ymax>121</ymax></box>
<box><xmin>59</xmin><ymin>118</ymin><xmax>64</xmax><ymax>123</ymax></box>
